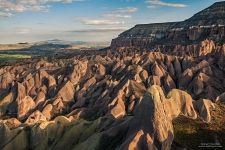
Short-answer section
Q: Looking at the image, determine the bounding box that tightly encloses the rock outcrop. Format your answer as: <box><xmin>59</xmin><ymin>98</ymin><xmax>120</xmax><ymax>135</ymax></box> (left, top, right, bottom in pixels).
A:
<box><xmin>0</xmin><ymin>54</ymin><xmax>223</xmax><ymax>149</ymax></box>
<box><xmin>0</xmin><ymin>85</ymin><xmax>216</xmax><ymax>150</ymax></box>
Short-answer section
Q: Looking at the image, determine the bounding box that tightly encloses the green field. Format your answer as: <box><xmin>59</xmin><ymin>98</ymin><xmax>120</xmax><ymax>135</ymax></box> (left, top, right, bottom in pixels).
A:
<box><xmin>0</xmin><ymin>43</ymin><xmax>31</xmax><ymax>51</ymax></box>
<box><xmin>0</xmin><ymin>54</ymin><xmax>32</xmax><ymax>64</ymax></box>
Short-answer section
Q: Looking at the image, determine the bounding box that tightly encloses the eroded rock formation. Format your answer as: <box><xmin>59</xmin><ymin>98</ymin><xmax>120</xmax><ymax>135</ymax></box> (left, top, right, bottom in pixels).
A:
<box><xmin>0</xmin><ymin>84</ymin><xmax>216</xmax><ymax>150</ymax></box>
<box><xmin>0</xmin><ymin>2</ymin><xmax>225</xmax><ymax>150</ymax></box>
<box><xmin>0</xmin><ymin>49</ymin><xmax>223</xmax><ymax>149</ymax></box>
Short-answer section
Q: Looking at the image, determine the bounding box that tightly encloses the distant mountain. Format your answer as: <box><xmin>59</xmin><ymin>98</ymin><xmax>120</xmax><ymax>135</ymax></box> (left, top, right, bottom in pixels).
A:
<box><xmin>36</xmin><ymin>39</ymin><xmax>110</xmax><ymax>49</ymax></box>
<box><xmin>37</xmin><ymin>39</ymin><xmax>86</xmax><ymax>45</ymax></box>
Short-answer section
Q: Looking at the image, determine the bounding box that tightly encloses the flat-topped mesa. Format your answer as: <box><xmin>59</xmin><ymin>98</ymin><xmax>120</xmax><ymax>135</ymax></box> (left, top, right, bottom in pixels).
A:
<box><xmin>111</xmin><ymin>2</ymin><xmax>225</xmax><ymax>56</ymax></box>
<box><xmin>119</xmin><ymin>22</ymin><xmax>176</xmax><ymax>38</ymax></box>
<box><xmin>111</xmin><ymin>22</ymin><xmax>177</xmax><ymax>49</ymax></box>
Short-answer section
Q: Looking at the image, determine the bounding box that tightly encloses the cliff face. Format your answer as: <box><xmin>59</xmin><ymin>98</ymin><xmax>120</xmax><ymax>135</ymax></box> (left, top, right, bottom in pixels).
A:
<box><xmin>111</xmin><ymin>1</ymin><xmax>225</xmax><ymax>56</ymax></box>
<box><xmin>178</xmin><ymin>1</ymin><xmax>225</xmax><ymax>28</ymax></box>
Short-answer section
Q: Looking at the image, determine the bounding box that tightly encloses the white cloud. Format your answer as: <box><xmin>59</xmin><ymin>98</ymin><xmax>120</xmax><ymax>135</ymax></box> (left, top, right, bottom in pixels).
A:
<box><xmin>0</xmin><ymin>0</ymin><xmax>84</xmax><ymax>17</ymax></box>
<box><xmin>16</xmin><ymin>28</ymin><xmax>31</xmax><ymax>34</ymax></box>
<box><xmin>146</xmin><ymin>0</ymin><xmax>187</xmax><ymax>8</ymax></box>
<box><xmin>81</xmin><ymin>19</ymin><xmax>125</xmax><ymax>25</ymax></box>
<box><xmin>147</xmin><ymin>5</ymin><xmax>157</xmax><ymax>8</ymax></box>
<box><xmin>0</xmin><ymin>11</ymin><xmax>12</xmax><ymax>17</ymax></box>
<box><xmin>101</xmin><ymin>7</ymin><xmax>137</xmax><ymax>19</ymax></box>
<box><xmin>112</xmin><ymin>7</ymin><xmax>138</xmax><ymax>13</ymax></box>
<box><xmin>69</xmin><ymin>27</ymin><xmax>128</xmax><ymax>33</ymax></box>
<box><xmin>80</xmin><ymin>6</ymin><xmax>138</xmax><ymax>26</ymax></box>
<box><xmin>102</xmin><ymin>14</ymin><xmax>131</xmax><ymax>19</ymax></box>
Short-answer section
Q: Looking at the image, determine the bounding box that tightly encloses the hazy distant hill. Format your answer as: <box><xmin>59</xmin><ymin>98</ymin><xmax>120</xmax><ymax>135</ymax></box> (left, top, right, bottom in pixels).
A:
<box><xmin>36</xmin><ymin>39</ymin><xmax>110</xmax><ymax>49</ymax></box>
<box><xmin>0</xmin><ymin>43</ymin><xmax>32</xmax><ymax>51</ymax></box>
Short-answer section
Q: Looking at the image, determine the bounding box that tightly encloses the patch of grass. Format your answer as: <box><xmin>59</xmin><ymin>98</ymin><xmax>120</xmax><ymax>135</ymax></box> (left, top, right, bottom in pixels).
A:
<box><xmin>173</xmin><ymin>103</ymin><xmax>225</xmax><ymax>150</ymax></box>
<box><xmin>0</xmin><ymin>43</ymin><xmax>31</xmax><ymax>51</ymax></box>
<box><xmin>96</xmin><ymin>127</ymin><xmax>128</xmax><ymax>150</ymax></box>
<box><xmin>0</xmin><ymin>54</ymin><xmax>31</xmax><ymax>64</ymax></box>
<box><xmin>0</xmin><ymin>54</ymin><xmax>31</xmax><ymax>59</ymax></box>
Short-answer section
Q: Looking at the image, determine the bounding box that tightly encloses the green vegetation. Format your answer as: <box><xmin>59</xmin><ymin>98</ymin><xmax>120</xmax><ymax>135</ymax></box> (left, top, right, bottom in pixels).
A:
<box><xmin>0</xmin><ymin>43</ymin><xmax>31</xmax><ymax>50</ymax></box>
<box><xmin>0</xmin><ymin>41</ymin><xmax>110</xmax><ymax>66</ymax></box>
<box><xmin>97</xmin><ymin>130</ymin><xmax>127</xmax><ymax>150</ymax></box>
<box><xmin>0</xmin><ymin>54</ymin><xmax>31</xmax><ymax>59</ymax></box>
<box><xmin>173</xmin><ymin>103</ymin><xmax>225</xmax><ymax>150</ymax></box>
<box><xmin>0</xmin><ymin>54</ymin><xmax>31</xmax><ymax>64</ymax></box>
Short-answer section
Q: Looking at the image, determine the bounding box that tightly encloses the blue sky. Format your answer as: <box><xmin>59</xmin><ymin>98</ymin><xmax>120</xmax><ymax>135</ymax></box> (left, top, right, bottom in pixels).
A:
<box><xmin>0</xmin><ymin>0</ymin><xmax>223</xmax><ymax>44</ymax></box>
